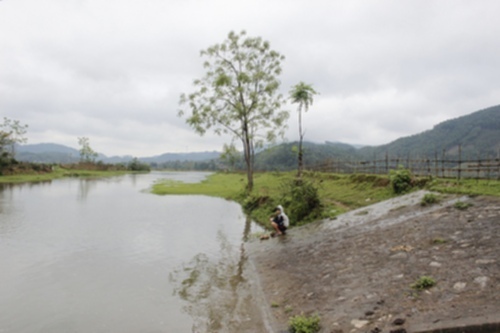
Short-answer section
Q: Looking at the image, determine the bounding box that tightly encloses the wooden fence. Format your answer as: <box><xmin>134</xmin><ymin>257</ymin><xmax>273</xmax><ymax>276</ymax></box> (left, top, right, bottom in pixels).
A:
<box><xmin>308</xmin><ymin>148</ymin><xmax>500</xmax><ymax>180</ymax></box>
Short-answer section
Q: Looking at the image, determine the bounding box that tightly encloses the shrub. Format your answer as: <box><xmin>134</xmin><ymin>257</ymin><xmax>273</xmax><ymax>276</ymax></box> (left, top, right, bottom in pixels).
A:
<box><xmin>411</xmin><ymin>276</ymin><xmax>436</xmax><ymax>290</ymax></box>
<box><xmin>289</xmin><ymin>314</ymin><xmax>321</xmax><ymax>333</ymax></box>
<box><xmin>432</xmin><ymin>237</ymin><xmax>447</xmax><ymax>244</ymax></box>
<box><xmin>454</xmin><ymin>201</ymin><xmax>473</xmax><ymax>210</ymax></box>
<box><xmin>127</xmin><ymin>158</ymin><xmax>151</xmax><ymax>171</ymax></box>
<box><xmin>421</xmin><ymin>193</ymin><xmax>439</xmax><ymax>206</ymax></box>
<box><xmin>279</xmin><ymin>178</ymin><xmax>322</xmax><ymax>225</ymax></box>
<box><xmin>389</xmin><ymin>166</ymin><xmax>413</xmax><ymax>194</ymax></box>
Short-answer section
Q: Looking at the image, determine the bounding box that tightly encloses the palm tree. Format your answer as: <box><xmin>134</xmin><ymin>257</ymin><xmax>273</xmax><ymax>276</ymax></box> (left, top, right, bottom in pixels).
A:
<box><xmin>289</xmin><ymin>82</ymin><xmax>318</xmax><ymax>177</ymax></box>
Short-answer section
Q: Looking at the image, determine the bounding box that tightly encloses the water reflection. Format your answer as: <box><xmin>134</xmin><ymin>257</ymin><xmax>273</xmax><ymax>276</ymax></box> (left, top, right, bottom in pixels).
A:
<box><xmin>0</xmin><ymin>172</ymin><xmax>265</xmax><ymax>333</ymax></box>
<box><xmin>171</xmin><ymin>217</ymin><xmax>266</xmax><ymax>333</ymax></box>
<box><xmin>77</xmin><ymin>179</ymin><xmax>97</xmax><ymax>201</ymax></box>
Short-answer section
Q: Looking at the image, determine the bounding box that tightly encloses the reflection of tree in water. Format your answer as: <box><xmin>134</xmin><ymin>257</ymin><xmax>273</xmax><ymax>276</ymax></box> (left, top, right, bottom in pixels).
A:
<box><xmin>77</xmin><ymin>179</ymin><xmax>97</xmax><ymax>201</ymax></box>
<box><xmin>170</xmin><ymin>217</ymin><xmax>264</xmax><ymax>333</ymax></box>
<box><xmin>0</xmin><ymin>182</ymin><xmax>51</xmax><ymax>219</ymax></box>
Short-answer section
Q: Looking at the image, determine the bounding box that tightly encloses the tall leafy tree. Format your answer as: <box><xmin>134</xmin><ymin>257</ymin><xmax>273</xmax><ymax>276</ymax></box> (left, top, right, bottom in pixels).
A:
<box><xmin>0</xmin><ymin>117</ymin><xmax>28</xmax><ymax>158</ymax></box>
<box><xmin>179</xmin><ymin>30</ymin><xmax>289</xmax><ymax>191</ymax></box>
<box><xmin>289</xmin><ymin>82</ymin><xmax>318</xmax><ymax>177</ymax></box>
<box><xmin>220</xmin><ymin>142</ymin><xmax>240</xmax><ymax>172</ymax></box>
<box><xmin>77</xmin><ymin>137</ymin><xmax>98</xmax><ymax>163</ymax></box>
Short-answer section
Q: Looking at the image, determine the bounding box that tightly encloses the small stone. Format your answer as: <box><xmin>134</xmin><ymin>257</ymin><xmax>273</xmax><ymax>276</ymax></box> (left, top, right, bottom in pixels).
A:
<box><xmin>365</xmin><ymin>310</ymin><xmax>375</xmax><ymax>316</ymax></box>
<box><xmin>475</xmin><ymin>259</ymin><xmax>495</xmax><ymax>265</ymax></box>
<box><xmin>390</xmin><ymin>329</ymin><xmax>407</xmax><ymax>333</ymax></box>
<box><xmin>393</xmin><ymin>318</ymin><xmax>405</xmax><ymax>325</ymax></box>
<box><xmin>351</xmin><ymin>319</ymin><xmax>369</xmax><ymax>328</ymax></box>
<box><xmin>474</xmin><ymin>276</ymin><xmax>489</xmax><ymax>288</ymax></box>
<box><xmin>453</xmin><ymin>282</ymin><xmax>466</xmax><ymax>291</ymax></box>
<box><xmin>390</xmin><ymin>252</ymin><xmax>408</xmax><ymax>260</ymax></box>
<box><xmin>429</xmin><ymin>261</ymin><xmax>442</xmax><ymax>268</ymax></box>
<box><xmin>394</xmin><ymin>274</ymin><xmax>404</xmax><ymax>280</ymax></box>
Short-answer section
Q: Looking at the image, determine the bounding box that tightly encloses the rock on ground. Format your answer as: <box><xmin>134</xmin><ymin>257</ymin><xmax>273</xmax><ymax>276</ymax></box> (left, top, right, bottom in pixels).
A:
<box><xmin>247</xmin><ymin>192</ymin><xmax>500</xmax><ymax>333</ymax></box>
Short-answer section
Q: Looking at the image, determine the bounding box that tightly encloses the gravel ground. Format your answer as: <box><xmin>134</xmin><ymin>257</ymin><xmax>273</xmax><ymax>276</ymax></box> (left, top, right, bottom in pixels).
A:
<box><xmin>247</xmin><ymin>191</ymin><xmax>500</xmax><ymax>333</ymax></box>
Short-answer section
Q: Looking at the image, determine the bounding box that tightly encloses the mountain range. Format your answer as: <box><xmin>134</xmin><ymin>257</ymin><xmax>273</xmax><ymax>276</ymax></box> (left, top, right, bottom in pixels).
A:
<box><xmin>15</xmin><ymin>104</ymin><xmax>500</xmax><ymax>165</ymax></box>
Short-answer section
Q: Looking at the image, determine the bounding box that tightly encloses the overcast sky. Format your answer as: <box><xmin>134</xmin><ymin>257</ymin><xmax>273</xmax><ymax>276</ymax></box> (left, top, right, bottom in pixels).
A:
<box><xmin>1</xmin><ymin>0</ymin><xmax>499</xmax><ymax>157</ymax></box>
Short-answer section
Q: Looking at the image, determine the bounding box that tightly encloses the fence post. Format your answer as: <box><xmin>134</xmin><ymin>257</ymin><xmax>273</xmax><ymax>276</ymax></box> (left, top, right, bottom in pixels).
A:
<box><xmin>434</xmin><ymin>151</ymin><xmax>438</xmax><ymax>178</ymax></box>
<box><xmin>477</xmin><ymin>153</ymin><xmax>481</xmax><ymax>182</ymax></box>
<box><xmin>457</xmin><ymin>144</ymin><xmax>462</xmax><ymax>181</ymax></box>
<box><xmin>486</xmin><ymin>154</ymin><xmax>491</xmax><ymax>180</ymax></box>
<box><xmin>385</xmin><ymin>152</ymin><xmax>389</xmax><ymax>174</ymax></box>
<box><xmin>497</xmin><ymin>148</ymin><xmax>500</xmax><ymax>181</ymax></box>
<box><xmin>442</xmin><ymin>149</ymin><xmax>446</xmax><ymax>178</ymax></box>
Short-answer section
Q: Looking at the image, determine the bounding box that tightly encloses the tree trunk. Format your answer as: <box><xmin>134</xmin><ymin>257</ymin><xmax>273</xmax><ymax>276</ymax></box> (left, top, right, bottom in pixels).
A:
<box><xmin>297</xmin><ymin>108</ymin><xmax>304</xmax><ymax>178</ymax></box>
<box><xmin>242</xmin><ymin>132</ymin><xmax>254</xmax><ymax>192</ymax></box>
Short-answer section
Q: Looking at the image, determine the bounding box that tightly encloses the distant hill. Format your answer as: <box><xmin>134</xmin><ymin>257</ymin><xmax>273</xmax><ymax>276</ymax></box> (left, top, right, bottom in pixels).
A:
<box><xmin>13</xmin><ymin>104</ymin><xmax>500</xmax><ymax>167</ymax></box>
<box><xmin>17</xmin><ymin>143</ymin><xmax>78</xmax><ymax>155</ymax></box>
<box><xmin>359</xmin><ymin>104</ymin><xmax>500</xmax><ymax>158</ymax></box>
<box><xmin>16</xmin><ymin>143</ymin><xmax>80</xmax><ymax>163</ymax></box>
<box><xmin>141</xmin><ymin>151</ymin><xmax>220</xmax><ymax>163</ymax></box>
<box><xmin>254</xmin><ymin>141</ymin><xmax>357</xmax><ymax>171</ymax></box>
<box><xmin>15</xmin><ymin>143</ymin><xmax>221</xmax><ymax>165</ymax></box>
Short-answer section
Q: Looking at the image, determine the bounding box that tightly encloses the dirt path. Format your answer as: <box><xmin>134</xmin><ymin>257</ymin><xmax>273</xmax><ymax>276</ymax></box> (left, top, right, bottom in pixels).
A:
<box><xmin>247</xmin><ymin>191</ymin><xmax>500</xmax><ymax>333</ymax></box>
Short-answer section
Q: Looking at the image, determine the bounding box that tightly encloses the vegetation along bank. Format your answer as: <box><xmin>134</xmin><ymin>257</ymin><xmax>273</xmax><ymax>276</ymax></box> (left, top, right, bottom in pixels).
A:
<box><xmin>151</xmin><ymin>170</ymin><xmax>500</xmax><ymax>228</ymax></box>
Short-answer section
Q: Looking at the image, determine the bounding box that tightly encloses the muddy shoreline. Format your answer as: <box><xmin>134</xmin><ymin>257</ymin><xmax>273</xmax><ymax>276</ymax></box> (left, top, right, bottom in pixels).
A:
<box><xmin>246</xmin><ymin>191</ymin><xmax>500</xmax><ymax>333</ymax></box>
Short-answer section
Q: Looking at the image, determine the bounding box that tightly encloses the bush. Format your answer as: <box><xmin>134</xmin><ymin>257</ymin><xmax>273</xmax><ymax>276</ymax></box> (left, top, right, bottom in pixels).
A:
<box><xmin>289</xmin><ymin>314</ymin><xmax>321</xmax><ymax>333</ymax></box>
<box><xmin>454</xmin><ymin>201</ymin><xmax>473</xmax><ymax>210</ymax></box>
<box><xmin>421</xmin><ymin>193</ymin><xmax>439</xmax><ymax>206</ymax></box>
<box><xmin>280</xmin><ymin>178</ymin><xmax>322</xmax><ymax>225</ymax></box>
<box><xmin>127</xmin><ymin>158</ymin><xmax>151</xmax><ymax>171</ymax></box>
<box><xmin>389</xmin><ymin>166</ymin><xmax>413</xmax><ymax>194</ymax></box>
<box><xmin>411</xmin><ymin>276</ymin><xmax>436</xmax><ymax>290</ymax></box>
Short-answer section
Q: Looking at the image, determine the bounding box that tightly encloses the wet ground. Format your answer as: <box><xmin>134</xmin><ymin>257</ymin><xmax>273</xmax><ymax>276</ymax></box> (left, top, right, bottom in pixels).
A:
<box><xmin>247</xmin><ymin>190</ymin><xmax>500</xmax><ymax>333</ymax></box>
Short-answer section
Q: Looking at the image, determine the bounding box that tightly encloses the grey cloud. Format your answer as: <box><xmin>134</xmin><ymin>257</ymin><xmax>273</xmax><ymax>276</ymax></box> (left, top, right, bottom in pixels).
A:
<box><xmin>1</xmin><ymin>0</ymin><xmax>500</xmax><ymax>156</ymax></box>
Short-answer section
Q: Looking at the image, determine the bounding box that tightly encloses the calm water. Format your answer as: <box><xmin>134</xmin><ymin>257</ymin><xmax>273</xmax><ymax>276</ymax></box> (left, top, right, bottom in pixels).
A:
<box><xmin>0</xmin><ymin>172</ymin><xmax>263</xmax><ymax>333</ymax></box>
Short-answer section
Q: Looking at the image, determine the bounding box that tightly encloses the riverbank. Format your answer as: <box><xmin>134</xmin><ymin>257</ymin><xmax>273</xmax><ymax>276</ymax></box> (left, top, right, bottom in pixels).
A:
<box><xmin>247</xmin><ymin>191</ymin><xmax>500</xmax><ymax>333</ymax></box>
<box><xmin>152</xmin><ymin>172</ymin><xmax>500</xmax><ymax>332</ymax></box>
<box><xmin>0</xmin><ymin>166</ymin><xmax>140</xmax><ymax>184</ymax></box>
<box><xmin>152</xmin><ymin>171</ymin><xmax>397</xmax><ymax>227</ymax></box>
<box><xmin>152</xmin><ymin>171</ymin><xmax>500</xmax><ymax>228</ymax></box>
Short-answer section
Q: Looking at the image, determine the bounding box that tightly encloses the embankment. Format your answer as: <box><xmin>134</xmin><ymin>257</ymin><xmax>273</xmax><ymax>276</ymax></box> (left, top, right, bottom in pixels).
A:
<box><xmin>247</xmin><ymin>191</ymin><xmax>500</xmax><ymax>333</ymax></box>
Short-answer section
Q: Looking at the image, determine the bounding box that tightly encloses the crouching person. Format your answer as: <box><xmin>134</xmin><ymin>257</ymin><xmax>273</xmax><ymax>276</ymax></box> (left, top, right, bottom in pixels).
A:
<box><xmin>270</xmin><ymin>205</ymin><xmax>289</xmax><ymax>236</ymax></box>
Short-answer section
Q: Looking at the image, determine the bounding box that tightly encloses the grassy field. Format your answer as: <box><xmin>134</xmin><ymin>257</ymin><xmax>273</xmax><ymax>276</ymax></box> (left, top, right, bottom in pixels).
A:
<box><xmin>0</xmin><ymin>166</ymin><xmax>133</xmax><ymax>184</ymax></box>
<box><xmin>152</xmin><ymin>171</ymin><xmax>500</xmax><ymax>228</ymax></box>
<box><xmin>152</xmin><ymin>171</ymin><xmax>397</xmax><ymax>226</ymax></box>
<box><xmin>427</xmin><ymin>177</ymin><xmax>500</xmax><ymax>197</ymax></box>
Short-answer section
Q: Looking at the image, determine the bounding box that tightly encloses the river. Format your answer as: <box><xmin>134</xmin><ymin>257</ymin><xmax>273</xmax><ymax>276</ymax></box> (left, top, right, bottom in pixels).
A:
<box><xmin>0</xmin><ymin>172</ymin><xmax>265</xmax><ymax>333</ymax></box>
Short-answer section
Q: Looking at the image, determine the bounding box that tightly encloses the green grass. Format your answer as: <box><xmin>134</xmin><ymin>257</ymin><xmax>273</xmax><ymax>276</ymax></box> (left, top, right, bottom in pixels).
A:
<box><xmin>289</xmin><ymin>313</ymin><xmax>321</xmax><ymax>333</ymax></box>
<box><xmin>420</xmin><ymin>193</ymin><xmax>440</xmax><ymax>206</ymax></box>
<box><xmin>152</xmin><ymin>171</ymin><xmax>397</xmax><ymax>227</ymax></box>
<box><xmin>0</xmin><ymin>166</ymin><xmax>133</xmax><ymax>183</ymax></box>
<box><xmin>427</xmin><ymin>178</ymin><xmax>500</xmax><ymax>197</ymax></box>
<box><xmin>411</xmin><ymin>276</ymin><xmax>436</xmax><ymax>290</ymax></box>
<box><xmin>153</xmin><ymin>171</ymin><xmax>500</xmax><ymax>228</ymax></box>
<box><xmin>454</xmin><ymin>201</ymin><xmax>473</xmax><ymax>210</ymax></box>
<box><xmin>152</xmin><ymin>173</ymin><xmax>248</xmax><ymax>198</ymax></box>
